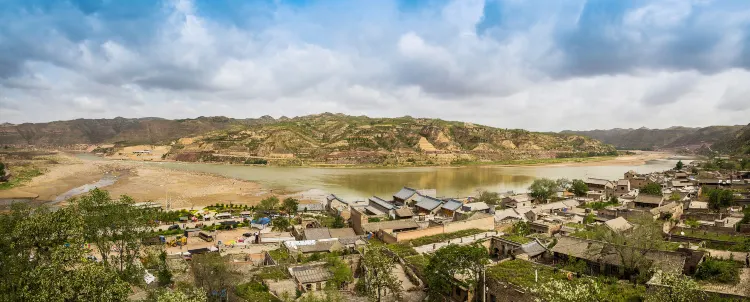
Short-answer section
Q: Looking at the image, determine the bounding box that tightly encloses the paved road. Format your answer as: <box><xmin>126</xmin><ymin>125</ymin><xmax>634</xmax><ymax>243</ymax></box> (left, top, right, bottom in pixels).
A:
<box><xmin>414</xmin><ymin>231</ymin><xmax>502</xmax><ymax>254</ymax></box>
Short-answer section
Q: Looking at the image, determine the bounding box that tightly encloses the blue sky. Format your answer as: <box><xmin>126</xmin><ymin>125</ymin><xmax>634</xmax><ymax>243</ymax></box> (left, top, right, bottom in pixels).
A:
<box><xmin>1</xmin><ymin>0</ymin><xmax>749</xmax><ymax>130</ymax></box>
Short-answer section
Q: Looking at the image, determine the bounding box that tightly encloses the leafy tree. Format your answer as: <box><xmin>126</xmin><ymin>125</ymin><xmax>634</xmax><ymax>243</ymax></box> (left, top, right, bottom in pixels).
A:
<box><xmin>282</xmin><ymin>197</ymin><xmax>299</xmax><ymax>215</ymax></box>
<box><xmin>528</xmin><ymin>178</ymin><xmax>559</xmax><ymax>202</ymax></box>
<box><xmin>675</xmin><ymin>160</ymin><xmax>684</xmax><ymax>170</ymax></box>
<box><xmin>191</xmin><ymin>253</ymin><xmax>238</xmax><ymax>301</ymax></box>
<box><xmin>533</xmin><ymin>278</ymin><xmax>602</xmax><ymax>302</ymax></box>
<box><xmin>72</xmin><ymin>188</ymin><xmax>156</xmax><ymax>282</ymax></box>
<box><xmin>511</xmin><ymin>221</ymin><xmax>531</xmax><ymax>236</ymax></box>
<box><xmin>362</xmin><ymin>246</ymin><xmax>402</xmax><ymax>302</ymax></box>
<box><xmin>684</xmin><ymin>218</ymin><xmax>700</xmax><ymax>229</ymax></box>
<box><xmin>257</xmin><ymin>196</ymin><xmax>280</xmax><ymax>212</ymax></box>
<box><xmin>583</xmin><ymin>216</ymin><xmax>668</xmax><ymax>280</ymax></box>
<box><xmin>331</xmin><ymin>215</ymin><xmax>346</xmax><ymax>228</ymax></box>
<box><xmin>668</xmin><ymin>192</ymin><xmax>681</xmax><ymax>202</ymax></box>
<box><xmin>583</xmin><ymin>213</ymin><xmax>596</xmax><ymax>224</ymax></box>
<box><xmin>425</xmin><ymin>244</ymin><xmax>489</xmax><ymax>301</ymax></box>
<box><xmin>645</xmin><ymin>273</ymin><xmax>706</xmax><ymax>302</ymax></box>
<box><xmin>569</xmin><ymin>179</ymin><xmax>589</xmax><ymax>197</ymax></box>
<box><xmin>157</xmin><ymin>251</ymin><xmax>173</xmax><ymax>286</ymax></box>
<box><xmin>705</xmin><ymin>188</ymin><xmax>734</xmax><ymax>210</ymax></box>
<box><xmin>272</xmin><ymin>217</ymin><xmax>291</xmax><ymax>232</ymax></box>
<box><xmin>325</xmin><ymin>255</ymin><xmax>353</xmax><ymax>290</ymax></box>
<box><xmin>475</xmin><ymin>190</ymin><xmax>501</xmax><ymax>205</ymax></box>
<box><xmin>151</xmin><ymin>287</ymin><xmax>208</xmax><ymax>302</ymax></box>
<box><xmin>0</xmin><ymin>162</ymin><xmax>5</xmax><ymax>177</ymax></box>
<box><xmin>0</xmin><ymin>204</ymin><xmax>130</xmax><ymax>301</ymax></box>
<box><xmin>640</xmin><ymin>183</ymin><xmax>662</xmax><ymax>195</ymax></box>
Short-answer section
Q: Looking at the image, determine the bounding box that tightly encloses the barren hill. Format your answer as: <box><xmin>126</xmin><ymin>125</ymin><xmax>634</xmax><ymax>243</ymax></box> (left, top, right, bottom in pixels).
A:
<box><xmin>562</xmin><ymin>125</ymin><xmax>745</xmax><ymax>152</ymax></box>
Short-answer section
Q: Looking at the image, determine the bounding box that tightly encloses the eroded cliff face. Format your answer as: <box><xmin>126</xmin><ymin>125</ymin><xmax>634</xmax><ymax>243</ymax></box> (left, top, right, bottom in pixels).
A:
<box><xmin>160</xmin><ymin>113</ymin><xmax>616</xmax><ymax>165</ymax></box>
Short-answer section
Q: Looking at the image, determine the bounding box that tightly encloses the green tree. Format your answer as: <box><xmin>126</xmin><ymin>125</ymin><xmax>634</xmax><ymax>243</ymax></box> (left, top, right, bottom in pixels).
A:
<box><xmin>583</xmin><ymin>213</ymin><xmax>596</xmax><ymax>224</ymax></box>
<box><xmin>191</xmin><ymin>253</ymin><xmax>238</xmax><ymax>301</ymax></box>
<box><xmin>72</xmin><ymin>188</ymin><xmax>156</xmax><ymax>282</ymax></box>
<box><xmin>157</xmin><ymin>251</ymin><xmax>173</xmax><ymax>286</ymax></box>
<box><xmin>425</xmin><ymin>244</ymin><xmax>489</xmax><ymax>301</ymax></box>
<box><xmin>152</xmin><ymin>287</ymin><xmax>208</xmax><ymax>302</ymax></box>
<box><xmin>258</xmin><ymin>196</ymin><xmax>280</xmax><ymax>212</ymax></box>
<box><xmin>0</xmin><ymin>204</ymin><xmax>130</xmax><ymax>301</ymax></box>
<box><xmin>281</xmin><ymin>197</ymin><xmax>299</xmax><ymax>215</ymax></box>
<box><xmin>331</xmin><ymin>215</ymin><xmax>346</xmax><ymax>228</ymax></box>
<box><xmin>675</xmin><ymin>160</ymin><xmax>684</xmax><ymax>170</ymax></box>
<box><xmin>584</xmin><ymin>216</ymin><xmax>668</xmax><ymax>280</ymax></box>
<box><xmin>645</xmin><ymin>273</ymin><xmax>706</xmax><ymax>302</ymax></box>
<box><xmin>272</xmin><ymin>217</ymin><xmax>291</xmax><ymax>232</ymax></box>
<box><xmin>325</xmin><ymin>255</ymin><xmax>353</xmax><ymax>290</ymax></box>
<box><xmin>475</xmin><ymin>190</ymin><xmax>501</xmax><ymax>205</ymax></box>
<box><xmin>640</xmin><ymin>183</ymin><xmax>662</xmax><ymax>195</ymax></box>
<box><xmin>669</xmin><ymin>192</ymin><xmax>681</xmax><ymax>202</ymax></box>
<box><xmin>569</xmin><ymin>179</ymin><xmax>589</xmax><ymax>197</ymax></box>
<box><xmin>528</xmin><ymin>178</ymin><xmax>559</xmax><ymax>202</ymax></box>
<box><xmin>362</xmin><ymin>246</ymin><xmax>402</xmax><ymax>302</ymax></box>
<box><xmin>511</xmin><ymin>221</ymin><xmax>531</xmax><ymax>236</ymax></box>
<box><xmin>0</xmin><ymin>162</ymin><xmax>6</xmax><ymax>177</ymax></box>
<box><xmin>705</xmin><ymin>188</ymin><xmax>734</xmax><ymax>210</ymax></box>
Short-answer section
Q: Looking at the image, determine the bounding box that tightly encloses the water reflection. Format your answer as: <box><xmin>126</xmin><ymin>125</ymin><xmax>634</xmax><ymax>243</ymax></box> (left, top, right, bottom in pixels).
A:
<box><xmin>74</xmin><ymin>154</ymin><xmax>681</xmax><ymax>200</ymax></box>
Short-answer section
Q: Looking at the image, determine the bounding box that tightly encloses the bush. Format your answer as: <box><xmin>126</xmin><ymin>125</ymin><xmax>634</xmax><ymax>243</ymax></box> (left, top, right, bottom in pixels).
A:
<box><xmin>235</xmin><ymin>281</ymin><xmax>281</xmax><ymax>302</ymax></box>
<box><xmin>695</xmin><ymin>257</ymin><xmax>740</xmax><ymax>284</ymax></box>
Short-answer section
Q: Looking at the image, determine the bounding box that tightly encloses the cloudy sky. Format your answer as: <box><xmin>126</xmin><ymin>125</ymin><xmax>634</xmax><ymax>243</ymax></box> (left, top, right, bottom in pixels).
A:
<box><xmin>1</xmin><ymin>0</ymin><xmax>749</xmax><ymax>131</ymax></box>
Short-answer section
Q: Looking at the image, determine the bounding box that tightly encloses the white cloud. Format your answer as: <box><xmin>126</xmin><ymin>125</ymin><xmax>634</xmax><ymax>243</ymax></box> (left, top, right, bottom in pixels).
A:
<box><xmin>0</xmin><ymin>0</ymin><xmax>748</xmax><ymax>131</ymax></box>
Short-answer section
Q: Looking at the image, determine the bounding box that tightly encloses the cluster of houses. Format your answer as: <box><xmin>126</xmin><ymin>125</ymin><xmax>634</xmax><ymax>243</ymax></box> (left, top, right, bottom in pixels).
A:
<box><xmin>165</xmin><ymin>164</ymin><xmax>750</xmax><ymax>301</ymax></box>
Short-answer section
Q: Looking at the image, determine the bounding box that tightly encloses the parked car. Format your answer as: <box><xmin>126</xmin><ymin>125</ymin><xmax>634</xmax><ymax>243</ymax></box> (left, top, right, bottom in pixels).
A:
<box><xmin>168</xmin><ymin>224</ymin><xmax>180</xmax><ymax>230</ymax></box>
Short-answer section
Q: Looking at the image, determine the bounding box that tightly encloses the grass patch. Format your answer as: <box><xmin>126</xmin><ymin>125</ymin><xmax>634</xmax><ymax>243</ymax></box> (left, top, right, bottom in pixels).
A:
<box><xmin>487</xmin><ymin>259</ymin><xmax>567</xmax><ymax>289</ymax></box>
<box><xmin>582</xmin><ymin>201</ymin><xmax>619</xmax><ymax>210</ymax></box>
<box><xmin>407</xmin><ymin>228</ymin><xmax>486</xmax><ymax>247</ymax></box>
<box><xmin>235</xmin><ymin>281</ymin><xmax>282</xmax><ymax>302</ymax></box>
<box><xmin>404</xmin><ymin>254</ymin><xmax>430</xmax><ymax>276</ymax></box>
<box><xmin>676</xmin><ymin>229</ymin><xmax>747</xmax><ymax>243</ymax></box>
<box><xmin>268</xmin><ymin>248</ymin><xmax>295</xmax><ymax>265</ymax></box>
<box><xmin>563</xmin><ymin>223</ymin><xmax>585</xmax><ymax>229</ymax></box>
<box><xmin>369</xmin><ymin>239</ymin><xmax>418</xmax><ymax>258</ymax></box>
<box><xmin>499</xmin><ymin>234</ymin><xmax>532</xmax><ymax>244</ymax></box>
<box><xmin>695</xmin><ymin>257</ymin><xmax>740</xmax><ymax>284</ymax></box>
<box><xmin>0</xmin><ymin>166</ymin><xmax>43</xmax><ymax>190</ymax></box>
<box><xmin>254</xmin><ymin>266</ymin><xmax>290</xmax><ymax>281</ymax></box>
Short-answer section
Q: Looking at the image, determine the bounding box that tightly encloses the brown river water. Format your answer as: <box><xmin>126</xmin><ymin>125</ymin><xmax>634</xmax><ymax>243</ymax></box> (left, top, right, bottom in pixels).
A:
<box><xmin>75</xmin><ymin>154</ymin><xmax>685</xmax><ymax>200</ymax></box>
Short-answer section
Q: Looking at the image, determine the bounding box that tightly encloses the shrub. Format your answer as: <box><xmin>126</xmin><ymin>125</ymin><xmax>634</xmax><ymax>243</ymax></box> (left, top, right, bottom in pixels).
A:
<box><xmin>695</xmin><ymin>258</ymin><xmax>740</xmax><ymax>284</ymax></box>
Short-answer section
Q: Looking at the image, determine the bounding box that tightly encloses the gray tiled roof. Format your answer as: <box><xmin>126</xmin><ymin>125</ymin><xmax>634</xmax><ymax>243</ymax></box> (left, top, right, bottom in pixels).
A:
<box><xmin>304</xmin><ymin>228</ymin><xmax>332</xmax><ymax>240</ymax></box>
<box><xmin>441</xmin><ymin>199</ymin><xmax>463</xmax><ymax>211</ymax></box>
<box><xmin>290</xmin><ymin>264</ymin><xmax>333</xmax><ymax>283</ymax></box>
<box><xmin>520</xmin><ymin>240</ymin><xmax>546</xmax><ymax>257</ymax></box>
<box><xmin>395</xmin><ymin>207</ymin><xmax>415</xmax><ymax>217</ymax></box>
<box><xmin>415</xmin><ymin>195</ymin><xmax>444</xmax><ymax>211</ymax></box>
<box><xmin>364</xmin><ymin>206</ymin><xmax>385</xmax><ymax>216</ymax></box>
<box><xmin>369</xmin><ymin>196</ymin><xmax>396</xmax><ymax>210</ymax></box>
<box><xmin>328</xmin><ymin>228</ymin><xmax>357</xmax><ymax>239</ymax></box>
<box><xmin>298</xmin><ymin>203</ymin><xmax>324</xmax><ymax>211</ymax></box>
<box><xmin>635</xmin><ymin>194</ymin><xmax>663</xmax><ymax>205</ymax></box>
<box><xmin>394</xmin><ymin>187</ymin><xmax>417</xmax><ymax>200</ymax></box>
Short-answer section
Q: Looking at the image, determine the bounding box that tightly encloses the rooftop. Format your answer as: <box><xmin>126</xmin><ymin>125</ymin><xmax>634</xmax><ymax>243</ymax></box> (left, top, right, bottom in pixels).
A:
<box><xmin>394</xmin><ymin>187</ymin><xmax>417</xmax><ymax>200</ymax></box>
<box><xmin>414</xmin><ymin>195</ymin><xmax>444</xmax><ymax>211</ymax></box>
<box><xmin>462</xmin><ymin>202</ymin><xmax>489</xmax><ymax>212</ymax></box>
<box><xmin>395</xmin><ymin>207</ymin><xmax>415</xmax><ymax>218</ymax></box>
<box><xmin>304</xmin><ymin>228</ymin><xmax>332</xmax><ymax>240</ymax></box>
<box><xmin>441</xmin><ymin>199</ymin><xmax>463</xmax><ymax>211</ymax></box>
<box><xmin>551</xmin><ymin>236</ymin><xmax>686</xmax><ymax>275</ymax></box>
<box><xmin>369</xmin><ymin>196</ymin><xmax>396</xmax><ymax>210</ymax></box>
<box><xmin>289</xmin><ymin>264</ymin><xmax>333</xmax><ymax>284</ymax></box>
<box><xmin>362</xmin><ymin>219</ymin><xmax>420</xmax><ymax>233</ymax></box>
<box><xmin>586</xmin><ymin>178</ymin><xmax>612</xmax><ymax>186</ymax></box>
<box><xmin>635</xmin><ymin>194</ymin><xmax>663</xmax><ymax>205</ymax></box>
<box><xmin>604</xmin><ymin>217</ymin><xmax>633</xmax><ymax>232</ymax></box>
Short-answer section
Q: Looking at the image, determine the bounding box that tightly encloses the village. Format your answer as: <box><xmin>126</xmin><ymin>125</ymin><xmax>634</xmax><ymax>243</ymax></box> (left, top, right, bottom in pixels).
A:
<box><xmin>96</xmin><ymin>157</ymin><xmax>750</xmax><ymax>301</ymax></box>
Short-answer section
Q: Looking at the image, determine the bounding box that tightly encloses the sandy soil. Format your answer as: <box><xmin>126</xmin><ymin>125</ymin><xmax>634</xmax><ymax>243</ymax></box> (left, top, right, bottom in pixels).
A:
<box><xmin>536</xmin><ymin>151</ymin><xmax>674</xmax><ymax>167</ymax></box>
<box><xmin>0</xmin><ymin>153</ymin><xmax>276</xmax><ymax>208</ymax></box>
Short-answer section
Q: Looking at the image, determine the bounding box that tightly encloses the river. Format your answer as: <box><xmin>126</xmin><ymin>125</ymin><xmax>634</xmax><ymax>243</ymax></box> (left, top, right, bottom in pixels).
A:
<box><xmin>75</xmin><ymin>153</ymin><xmax>684</xmax><ymax>200</ymax></box>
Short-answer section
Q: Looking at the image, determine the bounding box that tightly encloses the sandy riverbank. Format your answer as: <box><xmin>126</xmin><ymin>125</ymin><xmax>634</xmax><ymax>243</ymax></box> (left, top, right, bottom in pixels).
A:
<box><xmin>0</xmin><ymin>153</ymin><xmax>278</xmax><ymax>208</ymax></box>
<box><xmin>542</xmin><ymin>151</ymin><xmax>675</xmax><ymax>167</ymax></box>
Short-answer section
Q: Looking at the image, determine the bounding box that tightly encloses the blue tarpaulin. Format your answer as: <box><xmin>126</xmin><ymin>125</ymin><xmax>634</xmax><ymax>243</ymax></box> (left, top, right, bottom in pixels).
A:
<box><xmin>252</xmin><ymin>217</ymin><xmax>271</xmax><ymax>225</ymax></box>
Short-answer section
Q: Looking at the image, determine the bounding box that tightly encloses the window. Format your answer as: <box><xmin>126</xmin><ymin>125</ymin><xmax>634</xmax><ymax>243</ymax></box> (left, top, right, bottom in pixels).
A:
<box><xmin>490</xmin><ymin>294</ymin><xmax>497</xmax><ymax>302</ymax></box>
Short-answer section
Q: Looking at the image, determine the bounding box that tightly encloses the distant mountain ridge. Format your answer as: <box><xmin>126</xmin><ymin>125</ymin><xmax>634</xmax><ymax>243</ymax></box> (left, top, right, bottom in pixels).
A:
<box><xmin>562</xmin><ymin>125</ymin><xmax>746</xmax><ymax>152</ymax></box>
<box><xmin>0</xmin><ymin>113</ymin><xmax>616</xmax><ymax>165</ymax></box>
